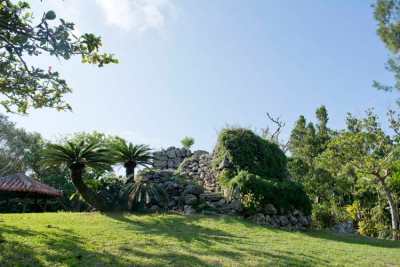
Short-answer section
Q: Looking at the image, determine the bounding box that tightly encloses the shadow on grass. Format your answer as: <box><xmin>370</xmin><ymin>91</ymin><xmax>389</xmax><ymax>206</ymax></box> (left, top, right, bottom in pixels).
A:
<box><xmin>103</xmin><ymin>212</ymin><xmax>330</xmax><ymax>266</ymax></box>
<box><xmin>230</xmin><ymin>214</ymin><xmax>400</xmax><ymax>249</ymax></box>
<box><xmin>303</xmin><ymin>230</ymin><xmax>400</xmax><ymax>249</ymax></box>
<box><xmin>2</xmin><ymin>212</ymin><xmax>399</xmax><ymax>266</ymax></box>
<box><xmin>0</xmin><ymin>222</ymin><xmax>214</xmax><ymax>266</ymax></box>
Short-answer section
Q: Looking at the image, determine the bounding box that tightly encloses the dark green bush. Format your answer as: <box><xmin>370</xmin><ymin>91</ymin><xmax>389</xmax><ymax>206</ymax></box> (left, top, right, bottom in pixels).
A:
<box><xmin>213</xmin><ymin>128</ymin><xmax>287</xmax><ymax>181</ymax></box>
<box><xmin>312</xmin><ymin>203</ymin><xmax>338</xmax><ymax>229</ymax></box>
<box><xmin>228</xmin><ymin>171</ymin><xmax>312</xmax><ymax>215</ymax></box>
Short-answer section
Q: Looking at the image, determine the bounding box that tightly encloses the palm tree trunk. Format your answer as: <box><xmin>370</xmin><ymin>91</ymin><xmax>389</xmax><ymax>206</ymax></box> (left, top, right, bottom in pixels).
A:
<box><xmin>380</xmin><ymin>178</ymin><xmax>399</xmax><ymax>240</ymax></box>
<box><xmin>125</xmin><ymin>161</ymin><xmax>136</xmax><ymax>183</ymax></box>
<box><xmin>69</xmin><ymin>163</ymin><xmax>110</xmax><ymax>212</ymax></box>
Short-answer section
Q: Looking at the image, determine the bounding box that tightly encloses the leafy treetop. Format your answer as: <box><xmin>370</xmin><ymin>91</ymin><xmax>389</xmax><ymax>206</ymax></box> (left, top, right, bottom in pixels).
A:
<box><xmin>181</xmin><ymin>136</ymin><xmax>195</xmax><ymax>149</ymax></box>
<box><xmin>373</xmin><ymin>0</ymin><xmax>400</xmax><ymax>95</ymax></box>
<box><xmin>0</xmin><ymin>0</ymin><xmax>118</xmax><ymax>114</ymax></box>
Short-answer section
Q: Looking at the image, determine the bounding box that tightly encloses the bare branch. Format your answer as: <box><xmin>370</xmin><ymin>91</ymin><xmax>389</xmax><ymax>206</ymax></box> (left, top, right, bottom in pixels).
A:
<box><xmin>266</xmin><ymin>112</ymin><xmax>285</xmax><ymax>143</ymax></box>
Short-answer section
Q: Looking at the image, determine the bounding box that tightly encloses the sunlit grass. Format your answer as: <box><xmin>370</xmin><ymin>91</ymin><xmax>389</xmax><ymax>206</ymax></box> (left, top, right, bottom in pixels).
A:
<box><xmin>0</xmin><ymin>212</ymin><xmax>399</xmax><ymax>266</ymax></box>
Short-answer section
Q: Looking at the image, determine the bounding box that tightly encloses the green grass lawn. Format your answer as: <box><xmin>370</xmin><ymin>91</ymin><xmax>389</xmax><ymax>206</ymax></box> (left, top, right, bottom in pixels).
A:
<box><xmin>0</xmin><ymin>212</ymin><xmax>399</xmax><ymax>266</ymax></box>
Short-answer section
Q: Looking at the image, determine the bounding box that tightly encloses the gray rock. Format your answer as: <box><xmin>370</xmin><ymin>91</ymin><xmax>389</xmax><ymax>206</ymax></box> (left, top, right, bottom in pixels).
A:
<box><xmin>230</xmin><ymin>199</ymin><xmax>244</xmax><ymax>212</ymax></box>
<box><xmin>184</xmin><ymin>184</ymin><xmax>205</xmax><ymax>195</ymax></box>
<box><xmin>150</xmin><ymin>205</ymin><xmax>160</xmax><ymax>211</ymax></box>
<box><xmin>200</xmin><ymin>191</ymin><xmax>222</xmax><ymax>202</ymax></box>
<box><xmin>186</xmin><ymin>150</ymin><xmax>192</xmax><ymax>157</ymax></box>
<box><xmin>166</xmin><ymin>150</ymin><xmax>176</xmax><ymax>159</ymax></box>
<box><xmin>184</xmin><ymin>194</ymin><xmax>198</xmax><ymax>205</ymax></box>
<box><xmin>167</xmin><ymin>159</ymin><xmax>174</xmax><ymax>169</ymax></box>
<box><xmin>194</xmin><ymin>150</ymin><xmax>209</xmax><ymax>155</ymax></box>
<box><xmin>231</xmin><ymin>186</ymin><xmax>241</xmax><ymax>199</ymax></box>
<box><xmin>154</xmin><ymin>160</ymin><xmax>167</xmax><ymax>169</ymax></box>
<box><xmin>292</xmin><ymin>209</ymin><xmax>300</xmax><ymax>216</ymax></box>
<box><xmin>174</xmin><ymin>157</ymin><xmax>182</xmax><ymax>165</ymax></box>
<box><xmin>263</xmin><ymin>204</ymin><xmax>278</xmax><ymax>215</ymax></box>
<box><xmin>272</xmin><ymin>215</ymin><xmax>280</xmax><ymax>226</ymax></box>
<box><xmin>218</xmin><ymin>154</ymin><xmax>231</xmax><ymax>170</ymax></box>
<box><xmin>155</xmin><ymin>155</ymin><xmax>167</xmax><ymax>161</ymax></box>
<box><xmin>298</xmin><ymin>215</ymin><xmax>309</xmax><ymax>227</ymax></box>
<box><xmin>176</xmin><ymin>148</ymin><xmax>182</xmax><ymax>157</ymax></box>
<box><xmin>156</xmin><ymin>151</ymin><xmax>166</xmax><ymax>156</ymax></box>
<box><xmin>333</xmin><ymin>221</ymin><xmax>359</xmax><ymax>236</ymax></box>
<box><xmin>173</xmin><ymin>163</ymin><xmax>180</xmax><ymax>169</ymax></box>
<box><xmin>290</xmin><ymin>216</ymin><xmax>298</xmax><ymax>226</ymax></box>
<box><xmin>167</xmin><ymin>146</ymin><xmax>176</xmax><ymax>151</ymax></box>
<box><xmin>181</xmin><ymin>148</ymin><xmax>187</xmax><ymax>157</ymax></box>
<box><xmin>216</xmin><ymin>199</ymin><xmax>227</xmax><ymax>207</ymax></box>
<box><xmin>167</xmin><ymin>200</ymin><xmax>176</xmax><ymax>208</ymax></box>
<box><xmin>184</xmin><ymin>205</ymin><xmax>195</xmax><ymax>214</ymax></box>
<box><xmin>248</xmin><ymin>213</ymin><xmax>265</xmax><ymax>224</ymax></box>
<box><xmin>279</xmin><ymin>215</ymin><xmax>289</xmax><ymax>226</ymax></box>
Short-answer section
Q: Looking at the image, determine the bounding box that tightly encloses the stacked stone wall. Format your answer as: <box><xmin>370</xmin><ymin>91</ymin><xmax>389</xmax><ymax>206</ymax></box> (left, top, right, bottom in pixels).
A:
<box><xmin>153</xmin><ymin>146</ymin><xmax>208</xmax><ymax>170</ymax></box>
<box><xmin>140</xmin><ymin>147</ymin><xmax>312</xmax><ymax>231</ymax></box>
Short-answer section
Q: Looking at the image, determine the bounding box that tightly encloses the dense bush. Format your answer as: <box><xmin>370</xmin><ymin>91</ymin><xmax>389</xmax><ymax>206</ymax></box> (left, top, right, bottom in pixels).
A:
<box><xmin>213</xmin><ymin>128</ymin><xmax>287</xmax><ymax>181</ymax></box>
<box><xmin>312</xmin><ymin>203</ymin><xmax>339</xmax><ymax>229</ymax></box>
<box><xmin>228</xmin><ymin>171</ymin><xmax>312</xmax><ymax>215</ymax></box>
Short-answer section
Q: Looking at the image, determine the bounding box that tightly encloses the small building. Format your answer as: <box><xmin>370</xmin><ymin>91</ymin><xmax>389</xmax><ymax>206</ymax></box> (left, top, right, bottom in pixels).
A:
<box><xmin>0</xmin><ymin>173</ymin><xmax>62</xmax><ymax>213</ymax></box>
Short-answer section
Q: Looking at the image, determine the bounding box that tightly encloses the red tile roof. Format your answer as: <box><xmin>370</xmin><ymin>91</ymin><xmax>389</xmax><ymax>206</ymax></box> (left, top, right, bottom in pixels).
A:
<box><xmin>0</xmin><ymin>173</ymin><xmax>62</xmax><ymax>197</ymax></box>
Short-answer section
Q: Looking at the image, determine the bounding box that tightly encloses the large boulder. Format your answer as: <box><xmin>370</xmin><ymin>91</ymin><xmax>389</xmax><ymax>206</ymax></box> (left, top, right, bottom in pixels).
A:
<box><xmin>184</xmin><ymin>194</ymin><xmax>198</xmax><ymax>205</ymax></box>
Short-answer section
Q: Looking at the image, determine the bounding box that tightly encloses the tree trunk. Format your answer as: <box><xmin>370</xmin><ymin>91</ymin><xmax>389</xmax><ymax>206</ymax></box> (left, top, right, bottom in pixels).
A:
<box><xmin>69</xmin><ymin>163</ymin><xmax>110</xmax><ymax>212</ymax></box>
<box><xmin>380</xmin><ymin>178</ymin><xmax>399</xmax><ymax>240</ymax></box>
<box><xmin>124</xmin><ymin>161</ymin><xmax>136</xmax><ymax>184</ymax></box>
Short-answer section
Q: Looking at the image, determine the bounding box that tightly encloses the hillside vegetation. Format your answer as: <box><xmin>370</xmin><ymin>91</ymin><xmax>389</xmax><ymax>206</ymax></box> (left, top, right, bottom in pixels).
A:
<box><xmin>0</xmin><ymin>213</ymin><xmax>399</xmax><ymax>266</ymax></box>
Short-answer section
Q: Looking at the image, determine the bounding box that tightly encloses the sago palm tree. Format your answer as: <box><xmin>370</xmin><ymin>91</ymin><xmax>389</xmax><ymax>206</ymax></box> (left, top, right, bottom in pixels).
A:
<box><xmin>40</xmin><ymin>140</ymin><xmax>113</xmax><ymax>211</ymax></box>
<box><xmin>113</xmin><ymin>140</ymin><xmax>154</xmax><ymax>183</ymax></box>
<box><xmin>119</xmin><ymin>176</ymin><xmax>168</xmax><ymax>210</ymax></box>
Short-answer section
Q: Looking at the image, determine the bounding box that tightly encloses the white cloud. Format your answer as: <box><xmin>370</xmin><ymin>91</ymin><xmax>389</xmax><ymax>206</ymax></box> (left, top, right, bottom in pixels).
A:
<box><xmin>94</xmin><ymin>0</ymin><xmax>180</xmax><ymax>32</ymax></box>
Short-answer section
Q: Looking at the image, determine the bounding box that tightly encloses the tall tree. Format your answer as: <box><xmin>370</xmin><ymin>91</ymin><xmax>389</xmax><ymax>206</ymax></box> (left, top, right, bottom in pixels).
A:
<box><xmin>289</xmin><ymin>106</ymin><xmax>331</xmax><ymax>174</ymax></box>
<box><xmin>0</xmin><ymin>0</ymin><xmax>117</xmax><ymax>114</ymax></box>
<box><xmin>40</xmin><ymin>140</ymin><xmax>113</xmax><ymax>211</ymax></box>
<box><xmin>322</xmin><ymin>110</ymin><xmax>399</xmax><ymax>239</ymax></box>
<box><xmin>373</xmin><ymin>0</ymin><xmax>400</xmax><ymax>94</ymax></box>
<box><xmin>113</xmin><ymin>140</ymin><xmax>153</xmax><ymax>183</ymax></box>
<box><xmin>0</xmin><ymin>114</ymin><xmax>43</xmax><ymax>176</ymax></box>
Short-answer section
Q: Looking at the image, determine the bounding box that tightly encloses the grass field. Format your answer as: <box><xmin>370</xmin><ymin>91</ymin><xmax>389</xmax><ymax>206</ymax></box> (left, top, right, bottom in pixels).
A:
<box><xmin>0</xmin><ymin>212</ymin><xmax>399</xmax><ymax>266</ymax></box>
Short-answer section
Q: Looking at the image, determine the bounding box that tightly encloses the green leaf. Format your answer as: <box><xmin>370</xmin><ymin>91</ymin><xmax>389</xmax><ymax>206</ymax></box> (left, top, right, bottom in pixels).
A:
<box><xmin>45</xmin><ymin>11</ymin><xmax>56</xmax><ymax>20</ymax></box>
<box><xmin>70</xmin><ymin>193</ymin><xmax>77</xmax><ymax>200</ymax></box>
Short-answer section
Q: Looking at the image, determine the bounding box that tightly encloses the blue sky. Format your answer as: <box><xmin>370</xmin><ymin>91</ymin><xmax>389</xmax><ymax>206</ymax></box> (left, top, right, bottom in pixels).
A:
<box><xmin>5</xmin><ymin>0</ymin><xmax>397</xmax><ymax>152</ymax></box>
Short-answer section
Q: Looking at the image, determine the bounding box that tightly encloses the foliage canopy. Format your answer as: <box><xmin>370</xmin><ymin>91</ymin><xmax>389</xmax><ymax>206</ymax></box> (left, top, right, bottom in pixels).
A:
<box><xmin>0</xmin><ymin>0</ymin><xmax>117</xmax><ymax>114</ymax></box>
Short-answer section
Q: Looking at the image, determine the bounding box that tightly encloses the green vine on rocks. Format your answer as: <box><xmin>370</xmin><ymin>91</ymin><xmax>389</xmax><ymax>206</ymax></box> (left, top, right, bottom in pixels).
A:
<box><xmin>228</xmin><ymin>171</ymin><xmax>312</xmax><ymax>215</ymax></box>
<box><xmin>212</xmin><ymin>128</ymin><xmax>287</xmax><ymax>182</ymax></box>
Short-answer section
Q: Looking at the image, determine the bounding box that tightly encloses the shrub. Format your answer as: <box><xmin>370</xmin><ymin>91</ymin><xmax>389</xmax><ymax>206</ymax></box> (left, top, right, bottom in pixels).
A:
<box><xmin>228</xmin><ymin>171</ymin><xmax>312</xmax><ymax>215</ymax></box>
<box><xmin>213</xmin><ymin>128</ymin><xmax>287</xmax><ymax>181</ymax></box>
<box><xmin>312</xmin><ymin>203</ymin><xmax>338</xmax><ymax>229</ymax></box>
<box><xmin>181</xmin><ymin>136</ymin><xmax>195</xmax><ymax>149</ymax></box>
<box><xmin>119</xmin><ymin>176</ymin><xmax>167</xmax><ymax>210</ymax></box>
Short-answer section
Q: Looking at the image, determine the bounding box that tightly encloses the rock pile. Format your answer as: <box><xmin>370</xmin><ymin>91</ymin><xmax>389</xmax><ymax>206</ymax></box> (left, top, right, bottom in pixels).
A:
<box><xmin>153</xmin><ymin>147</ymin><xmax>192</xmax><ymax>169</ymax></box>
<box><xmin>139</xmin><ymin>145</ymin><xmax>312</xmax><ymax>231</ymax></box>
<box><xmin>137</xmin><ymin>169</ymin><xmax>237</xmax><ymax>215</ymax></box>
<box><xmin>136</xmin><ymin>169</ymin><xmax>311</xmax><ymax>231</ymax></box>
<box><xmin>246</xmin><ymin>206</ymin><xmax>312</xmax><ymax>231</ymax></box>
<box><xmin>176</xmin><ymin>153</ymin><xmax>219</xmax><ymax>192</ymax></box>
<box><xmin>332</xmin><ymin>221</ymin><xmax>360</xmax><ymax>236</ymax></box>
<box><xmin>153</xmin><ymin>147</ymin><xmax>209</xmax><ymax>170</ymax></box>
